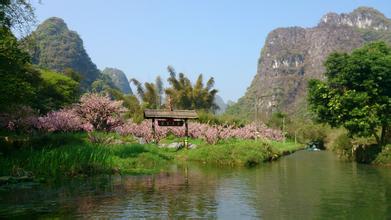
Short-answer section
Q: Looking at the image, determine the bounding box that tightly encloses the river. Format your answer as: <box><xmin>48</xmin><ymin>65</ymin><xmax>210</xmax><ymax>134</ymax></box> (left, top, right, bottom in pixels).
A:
<box><xmin>1</xmin><ymin>150</ymin><xmax>390</xmax><ymax>219</ymax></box>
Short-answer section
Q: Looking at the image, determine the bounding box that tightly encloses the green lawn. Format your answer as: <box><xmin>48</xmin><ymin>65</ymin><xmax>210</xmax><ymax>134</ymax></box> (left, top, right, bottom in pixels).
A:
<box><xmin>177</xmin><ymin>138</ymin><xmax>303</xmax><ymax>166</ymax></box>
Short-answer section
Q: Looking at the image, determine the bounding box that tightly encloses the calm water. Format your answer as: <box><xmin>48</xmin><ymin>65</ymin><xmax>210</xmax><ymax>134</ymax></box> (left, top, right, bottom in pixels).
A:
<box><xmin>1</xmin><ymin>150</ymin><xmax>390</xmax><ymax>219</ymax></box>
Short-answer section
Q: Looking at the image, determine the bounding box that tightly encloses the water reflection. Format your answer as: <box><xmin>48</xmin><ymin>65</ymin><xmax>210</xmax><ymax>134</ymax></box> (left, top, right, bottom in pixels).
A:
<box><xmin>0</xmin><ymin>151</ymin><xmax>390</xmax><ymax>219</ymax></box>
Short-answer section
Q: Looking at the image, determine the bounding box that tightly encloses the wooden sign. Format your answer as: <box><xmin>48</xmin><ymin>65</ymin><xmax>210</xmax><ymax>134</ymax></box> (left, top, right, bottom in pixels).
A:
<box><xmin>158</xmin><ymin>120</ymin><xmax>184</xmax><ymax>127</ymax></box>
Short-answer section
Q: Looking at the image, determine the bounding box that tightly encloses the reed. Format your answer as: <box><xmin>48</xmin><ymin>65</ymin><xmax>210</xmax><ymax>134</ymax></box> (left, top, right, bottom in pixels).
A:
<box><xmin>0</xmin><ymin>143</ymin><xmax>174</xmax><ymax>178</ymax></box>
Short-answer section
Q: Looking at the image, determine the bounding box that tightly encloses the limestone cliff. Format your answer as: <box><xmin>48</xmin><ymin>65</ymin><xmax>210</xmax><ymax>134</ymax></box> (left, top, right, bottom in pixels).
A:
<box><xmin>102</xmin><ymin>68</ymin><xmax>133</xmax><ymax>94</ymax></box>
<box><xmin>227</xmin><ymin>7</ymin><xmax>391</xmax><ymax>119</ymax></box>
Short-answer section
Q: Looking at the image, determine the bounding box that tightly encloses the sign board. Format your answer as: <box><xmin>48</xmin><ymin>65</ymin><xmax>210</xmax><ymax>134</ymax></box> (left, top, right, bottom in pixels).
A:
<box><xmin>158</xmin><ymin>120</ymin><xmax>184</xmax><ymax>127</ymax></box>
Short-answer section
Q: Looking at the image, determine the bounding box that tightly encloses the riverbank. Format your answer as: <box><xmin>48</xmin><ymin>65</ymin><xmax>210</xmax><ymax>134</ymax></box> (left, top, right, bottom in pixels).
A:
<box><xmin>0</xmin><ymin>132</ymin><xmax>303</xmax><ymax>182</ymax></box>
<box><xmin>177</xmin><ymin>139</ymin><xmax>303</xmax><ymax>166</ymax></box>
<box><xmin>2</xmin><ymin>150</ymin><xmax>391</xmax><ymax>219</ymax></box>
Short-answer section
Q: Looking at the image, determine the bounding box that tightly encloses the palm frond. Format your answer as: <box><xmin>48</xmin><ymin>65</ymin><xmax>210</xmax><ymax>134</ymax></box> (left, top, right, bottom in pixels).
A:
<box><xmin>130</xmin><ymin>78</ymin><xmax>145</xmax><ymax>99</ymax></box>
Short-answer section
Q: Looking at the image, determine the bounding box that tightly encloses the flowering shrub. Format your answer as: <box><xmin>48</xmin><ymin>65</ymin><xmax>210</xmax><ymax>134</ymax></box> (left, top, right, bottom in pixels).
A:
<box><xmin>36</xmin><ymin>108</ymin><xmax>89</xmax><ymax>132</ymax></box>
<box><xmin>0</xmin><ymin>106</ymin><xmax>38</xmax><ymax>132</ymax></box>
<box><xmin>114</xmin><ymin>120</ymin><xmax>284</xmax><ymax>144</ymax></box>
<box><xmin>76</xmin><ymin>93</ymin><xmax>125</xmax><ymax>131</ymax></box>
<box><xmin>36</xmin><ymin>93</ymin><xmax>124</xmax><ymax>132</ymax></box>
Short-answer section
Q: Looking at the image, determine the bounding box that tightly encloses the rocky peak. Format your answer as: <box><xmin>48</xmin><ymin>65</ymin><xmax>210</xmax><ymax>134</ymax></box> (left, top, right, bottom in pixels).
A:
<box><xmin>227</xmin><ymin>7</ymin><xmax>391</xmax><ymax>119</ymax></box>
<box><xmin>102</xmin><ymin>68</ymin><xmax>133</xmax><ymax>94</ymax></box>
<box><xmin>36</xmin><ymin>17</ymin><xmax>69</xmax><ymax>35</ymax></box>
<box><xmin>25</xmin><ymin>17</ymin><xmax>100</xmax><ymax>88</ymax></box>
<box><xmin>319</xmin><ymin>7</ymin><xmax>390</xmax><ymax>31</ymax></box>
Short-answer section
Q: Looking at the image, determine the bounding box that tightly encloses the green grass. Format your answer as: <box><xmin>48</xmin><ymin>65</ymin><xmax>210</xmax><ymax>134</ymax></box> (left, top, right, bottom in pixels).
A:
<box><xmin>0</xmin><ymin>131</ymin><xmax>303</xmax><ymax>179</ymax></box>
<box><xmin>159</xmin><ymin>134</ymin><xmax>205</xmax><ymax>145</ymax></box>
<box><xmin>0</xmin><ymin>143</ymin><xmax>175</xmax><ymax>178</ymax></box>
<box><xmin>176</xmin><ymin>139</ymin><xmax>303</xmax><ymax>166</ymax></box>
<box><xmin>267</xmin><ymin>140</ymin><xmax>304</xmax><ymax>153</ymax></box>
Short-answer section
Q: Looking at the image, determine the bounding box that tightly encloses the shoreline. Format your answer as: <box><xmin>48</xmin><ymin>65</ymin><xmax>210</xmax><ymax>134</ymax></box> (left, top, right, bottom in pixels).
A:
<box><xmin>0</xmin><ymin>132</ymin><xmax>304</xmax><ymax>185</ymax></box>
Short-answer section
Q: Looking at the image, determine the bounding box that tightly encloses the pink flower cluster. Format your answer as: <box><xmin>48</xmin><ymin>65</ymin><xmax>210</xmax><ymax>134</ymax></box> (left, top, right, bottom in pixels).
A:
<box><xmin>36</xmin><ymin>108</ymin><xmax>92</xmax><ymax>132</ymax></box>
<box><xmin>36</xmin><ymin>93</ymin><xmax>124</xmax><ymax>132</ymax></box>
<box><xmin>76</xmin><ymin>93</ymin><xmax>125</xmax><ymax>131</ymax></box>
<box><xmin>114</xmin><ymin>120</ymin><xmax>284</xmax><ymax>144</ymax></box>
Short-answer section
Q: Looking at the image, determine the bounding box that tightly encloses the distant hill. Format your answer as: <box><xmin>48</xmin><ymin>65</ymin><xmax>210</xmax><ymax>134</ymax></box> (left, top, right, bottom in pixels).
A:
<box><xmin>213</xmin><ymin>95</ymin><xmax>227</xmax><ymax>115</ymax></box>
<box><xmin>23</xmin><ymin>17</ymin><xmax>100</xmax><ymax>88</ymax></box>
<box><xmin>102</xmin><ymin>68</ymin><xmax>132</xmax><ymax>94</ymax></box>
<box><xmin>227</xmin><ymin>7</ymin><xmax>391</xmax><ymax>119</ymax></box>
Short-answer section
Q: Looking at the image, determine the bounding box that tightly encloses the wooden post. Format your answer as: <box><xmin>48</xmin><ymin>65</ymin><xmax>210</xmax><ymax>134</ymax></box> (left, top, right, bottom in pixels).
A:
<box><xmin>152</xmin><ymin>118</ymin><xmax>156</xmax><ymax>143</ymax></box>
<box><xmin>282</xmin><ymin>116</ymin><xmax>285</xmax><ymax>143</ymax></box>
<box><xmin>185</xmin><ymin>119</ymin><xmax>188</xmax><ymax>149</ymax></box>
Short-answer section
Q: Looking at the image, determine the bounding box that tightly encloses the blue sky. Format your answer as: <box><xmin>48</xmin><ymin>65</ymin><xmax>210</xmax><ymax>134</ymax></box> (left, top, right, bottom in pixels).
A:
<box><xmin>31</xmin><ymin>0</ymin><xmax>391</xmax><ymax>102</ymax></box>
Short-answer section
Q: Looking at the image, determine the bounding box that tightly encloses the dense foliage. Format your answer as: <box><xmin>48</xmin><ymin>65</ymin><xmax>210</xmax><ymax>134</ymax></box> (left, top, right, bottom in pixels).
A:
<box><xmin>0</xmin><ymin>27</ymin><xmax>41</xmax><ymax>111</ymax></box>
<box><xmin>0</xmin><ymin>0</ymin><xmax>35</xmax><ymax>33</ymax></box>
<box><xmin>35</xmin><ymin>69</ymin><xmax>79</xmax><ymax>112</ymax></box>
<box><xmin>308</xmin><ymin>42</ymin><xmax>391</xmax><ymax>146</ymax></box>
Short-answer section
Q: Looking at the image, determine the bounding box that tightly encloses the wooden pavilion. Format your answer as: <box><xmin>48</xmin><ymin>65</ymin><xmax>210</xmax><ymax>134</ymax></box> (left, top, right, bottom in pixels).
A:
<box><xmin>143</xmin><ymin>109</ymin><xmax>198</xmax><ymax>145</ymax></box>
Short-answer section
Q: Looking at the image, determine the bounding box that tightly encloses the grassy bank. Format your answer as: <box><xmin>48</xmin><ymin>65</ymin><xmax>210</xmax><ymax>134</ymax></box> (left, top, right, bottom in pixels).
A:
<box><xmin>0</xmin><ymin>132</ymin><xmax>175</xmax><ymax>178</ymax></box>
<box><xmin>324</xmin><ymin>129</ymin><xmax>391</xmax><ymax>165</ymax></box>
<box><xmin>177</xmin><ymin>139</ymin><xmax>303</xmax><ymax>166</ymax></box>
<box><xmin>0</xmin><ymin>132</ymin><xmax>303</xmax><ymax>180</ymax></box>
<box><xmin>373</xmin><ymin>144</ymin><xmax>391</xmax><ymax>165</ymax></box>
<box><xmin>0</xmin><ymin>143</ymin><xmax>175</xmax><ymax>178</ymax></box>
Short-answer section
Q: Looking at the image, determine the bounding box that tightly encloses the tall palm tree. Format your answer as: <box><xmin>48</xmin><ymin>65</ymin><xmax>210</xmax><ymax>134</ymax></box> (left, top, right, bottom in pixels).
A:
<box><xmin>165</xmin><ymin>66</ymin><xmax>218</xmax><ymax>111</ymax></box>
<box><xmin>130</xmin><ymin>77</ymin><xmax>163</xmax><ymax>109</ymax></box>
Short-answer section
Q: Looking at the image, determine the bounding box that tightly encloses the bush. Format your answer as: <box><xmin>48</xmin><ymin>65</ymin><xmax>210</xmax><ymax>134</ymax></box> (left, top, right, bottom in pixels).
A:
<box><xmin>373</xmin><ymin>144</ymin><xmax>391</xmax><ymax>165</ymax></box>
<box><xmin>354</xmin><ymin>144</ymin><xmax>383</xmax><ymax>164</ymax></box>
<box><xmin>197</xmin><ymin>111</ymin><xmax>248</xmax><ymax>127</ymax></box>
<box><xmin>0</xmin><ymin>105</ymin><xmax>38</xmax><ymax>133</ymax></box>
<box><xmin>37</xmin><ymin>108</ymin><xmax>91</xmax><ymax>132</ymax></box>
<box><xmin>330</xmin><ymin>131</ymin><xmax>353</xmax><ymax>160</ymax></box>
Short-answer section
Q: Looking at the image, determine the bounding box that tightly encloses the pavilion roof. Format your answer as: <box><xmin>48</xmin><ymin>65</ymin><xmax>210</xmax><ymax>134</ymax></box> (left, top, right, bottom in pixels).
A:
<box><xmin>144</xmin><ymin>109</ymin><xmax>198</xmax><ymax>119</ymax></box>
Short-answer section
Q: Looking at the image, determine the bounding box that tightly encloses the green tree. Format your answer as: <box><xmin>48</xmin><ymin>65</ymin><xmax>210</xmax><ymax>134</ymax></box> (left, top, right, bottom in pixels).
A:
<box><xmin>308</xmin><ymin>42</ymin><xmax>391</xmax><ymax>146</ymax></box>
<box><xmin>165</xmin><ymin>66</ymin><xmax>218</xmax><ymax>111</ymax></box>
<box><xmin>35</xmin><ymin>69</ymin><xmax>79</xmax><ymax>112</ymax></box>
<box><xmin>63</xmin><ymin>67</ymin><xmax>83</xmax><ymax>83</ymax></box>
<box><xmin>0</xmin><ymin>27</ymin><xmax>41</xmax><ymax>111</ymax></box>
<box><xmin>0</xmin><ymin>0</ymin><xmax>35</xmax><ymax>33</ymax></box>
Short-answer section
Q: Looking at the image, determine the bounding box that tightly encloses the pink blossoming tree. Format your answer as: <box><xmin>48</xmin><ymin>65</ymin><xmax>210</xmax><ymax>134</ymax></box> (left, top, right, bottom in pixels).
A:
<box><xmin>75</xmin><ymin>93</ymin><xmax>125</xmax><ymax>131</ymax></box>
